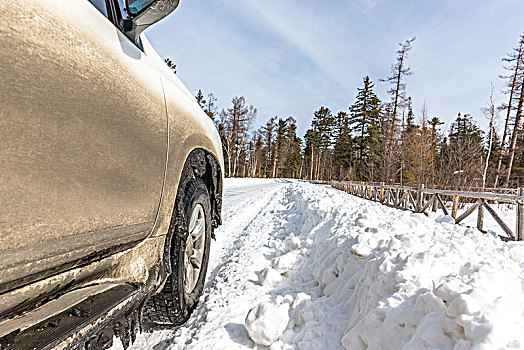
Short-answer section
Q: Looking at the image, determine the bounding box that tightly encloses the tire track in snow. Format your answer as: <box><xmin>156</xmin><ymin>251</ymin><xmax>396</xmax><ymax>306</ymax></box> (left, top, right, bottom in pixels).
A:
<box><xmin>206</xmin><ymin>179</ymin><xmax>288</xmax><ymax>291</ymax></box>
<box><xmin>114</xmin><ymin>179</ymin><xmax>289</xmax><ymax>349</ymax></box>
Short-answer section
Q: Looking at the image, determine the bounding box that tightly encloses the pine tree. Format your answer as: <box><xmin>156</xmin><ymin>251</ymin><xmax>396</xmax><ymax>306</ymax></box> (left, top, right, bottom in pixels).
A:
<box><xmin>195</xmin><ymin>90</ymin><xmax>206</xmax><ymax>109</ymax></box>
<box><xmin>164</xmin><ymin>58</ymin><xmax>177</xmax><ymax>74</ymax></box>
<box><xmin>283</xmin><ymin>120</ymin><xmax>303</xmax><ymax>178</ymax></box>
<box><xmin>429</xmin><ymin>117</ymin><xmax>444</xmax><ymax>136</ymax></box>
<box><xmin>364</xmin><ymin>104</ymin><xmax>390</xmax><ymax>182</ymax></box>
<box><xmin>405</xmin><ymin>97</ymin><xmax>415</xmax><ymax>131</ymax></box>
<box><xmin>260</xmin><ymin>117</ymin><xmax>277</xmax><ymax>177</ymax></box>
<box><xmin>308</xmin><ymin>107</ymin><xmax>336</xmax><ymax>180</ymax></box>
<box><xmin>304</xmin><ymin>128</ymin><xmax>321</xmax><ymax>180</ymax></box>
<box><xmin>399</xmin><ymin>97</ymin><xmax>416</xmax><ymax>185</ymax></box>
<box><xmin>276</xmin><ymin>117</ymin><xmax>302</xmax><ymax>178</ymax></box>
<box><xmin>333</xmin><ymin>111</ymin><xmax>353</xmax><ymax>180</ymax></box>
<box><xmin>311</xmin><ymin>107</ymin><xmax>335</xmax><ymax>149</ymax></box>
<box><xmin>194</xmin><ymin>90</ymin><xmax>217</xmax><ymax>121</ymax></box>
<box><xmin>349</xmin><ymin>76</ymin><xmax>382</xmax><ymax>178</ymax></box>
<box><xmin>273</xmin><ymin>118</ymin><xmax>288</xmax><ymax>177</ymax></box>
<box><xmin>443</xmin><ymin>113</ymin><xmax>485</xmax><ymax>187</ymax></box>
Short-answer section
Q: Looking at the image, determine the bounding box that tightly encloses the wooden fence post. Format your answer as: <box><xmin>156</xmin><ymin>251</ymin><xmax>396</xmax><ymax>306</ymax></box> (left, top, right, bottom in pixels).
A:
<box><xmin>452</xmin><ymin>195</ymin><xmax>459</xmax><ymax>219</ymax></box>
<box><xmin>417</xmin><ymin>184</ymin><xmax>424</xmax><ymax>212</ymax></box>
<box><xmin>517</xmin><ymin>187</ymin><xmax>524</xmax><ymax>241</ymax></box>
<box><xmin>477</xmin><ymin>199</ymin><xmax>484</xmax><ymax>232</ymax></box>
<box><xmin>432</xmin><ymin>194</ymin><xmax>438</xmax><ymax>212</ymax></box>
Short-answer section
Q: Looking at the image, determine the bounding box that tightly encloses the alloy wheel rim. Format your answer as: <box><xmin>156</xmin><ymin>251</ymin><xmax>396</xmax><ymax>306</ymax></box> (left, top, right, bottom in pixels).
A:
<box><xmin>183</xmin><ymin>203</ymin><xmax>206</xmax><ymax>294</ymax></box>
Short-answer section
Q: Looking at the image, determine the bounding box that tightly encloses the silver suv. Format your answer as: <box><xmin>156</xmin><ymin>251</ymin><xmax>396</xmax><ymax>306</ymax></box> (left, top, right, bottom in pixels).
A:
<box><xmin>0</xmin><ymin>0</ymin><xmax>223</xmax><ymax>348</ymax></box>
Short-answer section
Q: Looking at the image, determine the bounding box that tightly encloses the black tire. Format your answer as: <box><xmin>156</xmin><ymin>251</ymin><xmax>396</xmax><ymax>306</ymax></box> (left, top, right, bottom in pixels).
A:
<box><xmin>143</xmin><ymin>178</ymin><xmax>212</xmax><ymax>327</ymax></box>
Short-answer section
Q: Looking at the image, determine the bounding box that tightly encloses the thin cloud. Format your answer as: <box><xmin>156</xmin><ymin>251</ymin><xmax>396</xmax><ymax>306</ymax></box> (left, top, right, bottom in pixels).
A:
<box><xmin>225</xmin><ymin>0</ymin><xmax>355</xmax><ymax>92</ymax></box>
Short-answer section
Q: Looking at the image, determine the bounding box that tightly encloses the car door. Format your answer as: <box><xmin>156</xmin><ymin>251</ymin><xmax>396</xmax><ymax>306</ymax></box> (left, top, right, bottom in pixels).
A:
<box><xmin>0</xmin><ymin>0</ymin><xmax>167</xmax><ymax>292</ymax></box>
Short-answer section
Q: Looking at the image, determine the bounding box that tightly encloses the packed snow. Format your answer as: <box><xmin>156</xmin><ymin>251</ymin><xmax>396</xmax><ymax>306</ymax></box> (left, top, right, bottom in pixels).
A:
<box><xmin>112</xmin><ymin>178</ymin><xmax>524</xmax><ymax>350</ymax></box>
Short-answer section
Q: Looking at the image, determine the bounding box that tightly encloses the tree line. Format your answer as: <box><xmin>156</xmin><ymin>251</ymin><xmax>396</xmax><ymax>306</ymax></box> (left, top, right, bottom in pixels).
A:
<box><xmin>188</xmin><ymin>33</ymin><xmax>524</xmax><ymax>189</ymax></box>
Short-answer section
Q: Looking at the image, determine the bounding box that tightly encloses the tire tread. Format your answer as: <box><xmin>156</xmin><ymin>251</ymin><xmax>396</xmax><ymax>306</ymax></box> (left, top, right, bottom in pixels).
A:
<box><xmin>142</xmin><ymin>177</ymin><xmax>210</xmax><ymax>327</ymax></box>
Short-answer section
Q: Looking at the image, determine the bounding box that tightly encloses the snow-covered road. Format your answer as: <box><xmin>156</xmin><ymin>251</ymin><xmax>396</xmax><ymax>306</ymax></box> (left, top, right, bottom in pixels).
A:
<box><xmin>114</xmin><ymin>179</ymin><xmax>524</xmax><ymax>350</ymax></box>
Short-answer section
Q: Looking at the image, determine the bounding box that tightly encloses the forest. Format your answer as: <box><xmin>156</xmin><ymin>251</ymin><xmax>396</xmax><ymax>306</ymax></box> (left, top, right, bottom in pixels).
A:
<box><xmin>186</xmin><ymin>33</ymin><xmax>524</xmax><ymax>190</ymax></box>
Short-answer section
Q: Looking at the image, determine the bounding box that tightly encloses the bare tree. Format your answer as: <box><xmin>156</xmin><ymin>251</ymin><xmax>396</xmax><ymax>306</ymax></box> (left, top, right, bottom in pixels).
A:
<box><xmin>482</xmin><ymin>85</ymin><xmax>496</xmax><ymax>190</ymax></box>
<box><xmin>204</xmin><ymin>93</ymin><xmax>218</xmax><ymax>121</ymax></box>
<box><xmin>494</xmin><ymin>34</ymin><xmax>524</xmax><ymax>187</ymax></box>
<box><xmin>381</xmin><ymin>37</ymin><xmax>416</xmax><ymax>131</ymax></box>
<box><xmin>218</xmin><ymin>96</ymin><xmax>256</xmax><ymax>177</ymax></box>
<box><xmin>164</xmin><ymin>58</ymin><xmax>176</xmax><ymax>74</ymax></box>
<box><xmin>380</xmin><ymin>37</ymin><xmax>416</xmax><ymax>183</ymax></box>
<box><xmin>504</xmin><ymin>78</ymin><xmax>524</xmax><ymax>187</ymax></box>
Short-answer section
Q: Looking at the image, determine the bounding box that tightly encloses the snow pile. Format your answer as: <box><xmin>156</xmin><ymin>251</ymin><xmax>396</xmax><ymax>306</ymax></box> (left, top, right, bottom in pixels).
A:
<box><xmin>242</xmin><ymin>182</ymin><xmax>524</xmax><ymax>349</ymax></box>
<box><xmin>291</xmin><ymin>184</ymin><xmax>524</xmax><ymax>349</ymax></box>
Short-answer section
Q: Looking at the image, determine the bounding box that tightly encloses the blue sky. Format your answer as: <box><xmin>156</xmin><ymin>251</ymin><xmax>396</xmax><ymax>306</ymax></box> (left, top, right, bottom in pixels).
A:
<box><xmin>145</xmin><ymin>0</ymin><xmax>524</xmax><ymax>137</ymax></box>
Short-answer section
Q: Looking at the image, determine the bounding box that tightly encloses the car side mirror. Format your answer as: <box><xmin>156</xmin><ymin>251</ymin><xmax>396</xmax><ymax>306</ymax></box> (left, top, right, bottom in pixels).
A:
<box><xmin>122</xmin><ymin>0</ymin><xmax>180</xmax><ymax>44</ymax></box>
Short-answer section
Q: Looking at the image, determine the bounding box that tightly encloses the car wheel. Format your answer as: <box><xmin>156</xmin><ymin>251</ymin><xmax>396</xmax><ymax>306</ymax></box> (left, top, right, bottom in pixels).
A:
<box><xmin>143</xmin><ymin>178</ymin><xmax>211</xmax><ymax>327</ymax></box>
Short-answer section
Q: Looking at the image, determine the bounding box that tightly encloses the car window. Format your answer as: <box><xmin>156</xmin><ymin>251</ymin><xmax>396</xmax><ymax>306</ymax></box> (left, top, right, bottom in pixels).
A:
<box><xmin>88</xmin><ymin>0</ymin><xmax>109</xmax><ymax>18</ymax></box>
<box><xmin>116</xmin><ymin>0</ymin><xmax>132</xmax><ymax>20</ymax></box>
<box><xmin>88</xmin><ymin>0</ymin><xmax>144</xmax><ymax>50</ymax></box>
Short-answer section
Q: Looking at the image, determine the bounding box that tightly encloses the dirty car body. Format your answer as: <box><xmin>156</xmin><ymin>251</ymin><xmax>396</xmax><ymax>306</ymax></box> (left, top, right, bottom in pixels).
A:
<box><xmin>0</xmin><ymin>0</ymin><xmax>223</xmax><ymax>348</ymax></box>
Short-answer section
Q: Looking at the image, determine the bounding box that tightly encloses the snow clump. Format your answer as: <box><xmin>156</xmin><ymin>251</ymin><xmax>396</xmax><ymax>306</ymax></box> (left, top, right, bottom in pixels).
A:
<box><xmin>245</xmin><ymin>301</ymin><xmax>290</xmax><ymax>346</ymax></box>
<box><xmin>258</xmin><ymin>267</ymin><xmax>282</xmax><ymax>287</ymax></box>
<box><xmin>283</xmin><ymin>236</ymin><xmax>301</xmax><ymax>251</ymax></box>
<box><xmin>437</xmin><ymin>214</ymin><xmax>456</xmax><ymax>224</ymax></box>
<box><xmin>271</xmin><ymin>252</ymin><xmax>296</xmax><ymax>272</ymax></box>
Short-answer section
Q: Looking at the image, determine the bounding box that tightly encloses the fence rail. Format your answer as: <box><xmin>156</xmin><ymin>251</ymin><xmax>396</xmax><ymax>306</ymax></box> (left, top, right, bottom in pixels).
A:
<box><xmin>331</xmin><ymin>181</ymin><xmax>519</xmax><ymax>195</ymax></box>
<box><xmin>329</xmin><ymin>181</ymin><xmax>524</xmax><ymax>242</ymax></box>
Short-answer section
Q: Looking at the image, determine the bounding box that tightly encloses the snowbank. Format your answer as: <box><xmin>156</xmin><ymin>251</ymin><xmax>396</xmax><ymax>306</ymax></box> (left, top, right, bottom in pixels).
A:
<box><xmin>244</xmin><ymin>182</ymin><xmax>524</xmax><ymax>349</ymax></box>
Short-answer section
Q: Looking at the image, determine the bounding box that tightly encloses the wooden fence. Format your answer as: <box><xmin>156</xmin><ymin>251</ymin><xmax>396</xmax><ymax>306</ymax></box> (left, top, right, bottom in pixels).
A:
<box><xmin>329</xmin><ymin>181</ymin><xmax>524</xmax><ymax>241</ymax></box>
